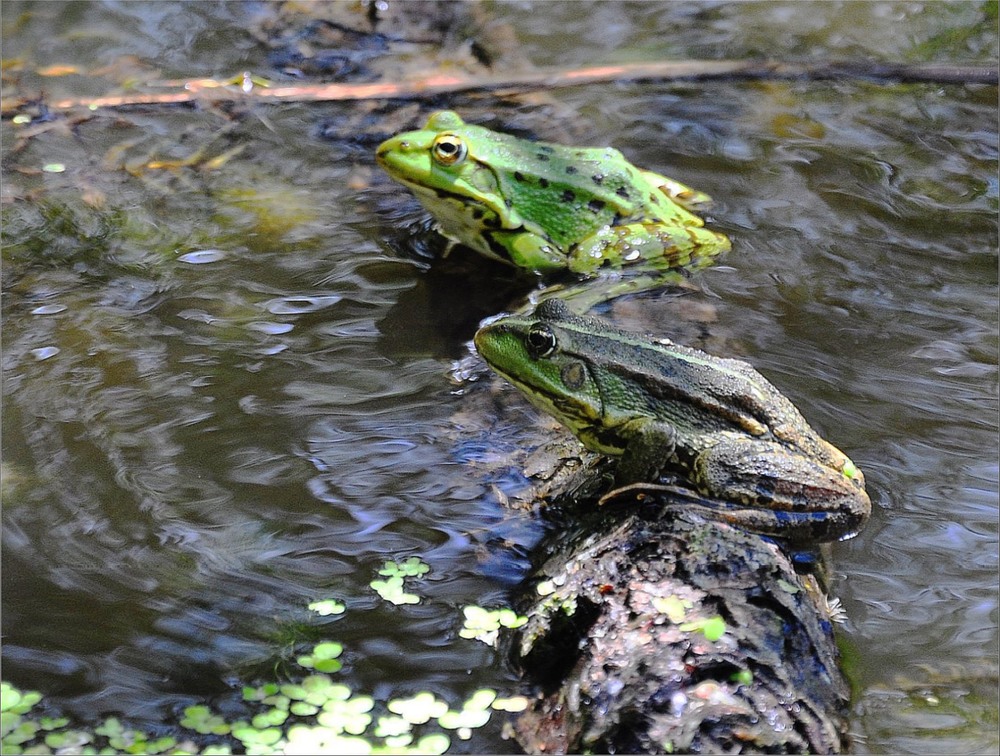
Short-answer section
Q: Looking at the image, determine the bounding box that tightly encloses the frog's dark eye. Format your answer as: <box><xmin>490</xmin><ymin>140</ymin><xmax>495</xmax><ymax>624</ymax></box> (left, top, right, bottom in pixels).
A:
<box><xmin>432</xmin><ymin>134</ymin><xmax>467</xmax><ymax>166</ymax></box>
<box><xmin>526</xmin><ymin>324</ymin><xmax>557</xmax><ymax>359</ymax></box>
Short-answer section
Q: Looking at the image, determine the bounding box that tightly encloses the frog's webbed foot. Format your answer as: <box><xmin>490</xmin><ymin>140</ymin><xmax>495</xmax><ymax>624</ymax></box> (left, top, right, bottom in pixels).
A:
<box><xmin>515</xmin><ymin>271</ymin><xmax>694</xmax><ymax>315</ymax></box>
<box><xmin>641</xmin><ymin>170</ymin><xmax>715</xmax><ymax>212</ymax></box>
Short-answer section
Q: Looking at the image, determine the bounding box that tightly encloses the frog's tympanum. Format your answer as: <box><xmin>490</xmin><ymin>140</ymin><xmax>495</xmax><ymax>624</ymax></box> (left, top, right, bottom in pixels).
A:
<box><xmin>376</xmin><ymin>111</ymin><xmax>730</xmax><ymax>285</ymax></box>
<box><xmin>474</xmin><ymin>300</ymin><xmax>871</xmax><ymax>542</ymax></box>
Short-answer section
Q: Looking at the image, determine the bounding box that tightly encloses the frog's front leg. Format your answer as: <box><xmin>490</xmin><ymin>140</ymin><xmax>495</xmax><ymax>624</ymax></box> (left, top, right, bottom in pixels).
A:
<box><xmin>566</xmin><ymin>222</ymin><xmax>730</xmax><ymax>276</ymax></box>
<box><xmin>691</xmin><ymin>434</ymin><xmax>871</xmax><ymax>542</ymax></box>
<box><xmin>485</xmin><ymin>229</ymin><xmax>568</xmax><ymax>273</ymax></box>
<box><xmin>614</xmin><ymin>418</ymin><xmax>677</xmax><ymax>486</ymax></box>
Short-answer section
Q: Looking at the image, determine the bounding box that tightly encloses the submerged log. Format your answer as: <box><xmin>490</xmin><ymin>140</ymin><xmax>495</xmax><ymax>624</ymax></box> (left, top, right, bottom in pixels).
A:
<box><xmin>505</xmin><ymin>449</ymin><xmax>851</xmax><ymax>754</ymax></box>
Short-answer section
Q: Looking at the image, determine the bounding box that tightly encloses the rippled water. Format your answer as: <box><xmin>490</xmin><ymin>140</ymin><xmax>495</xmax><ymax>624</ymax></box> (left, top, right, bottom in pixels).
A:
<box><xmin>2</xmin><ymin>2</ymin><xmax>997</xmax><ymax>753</ymax></box>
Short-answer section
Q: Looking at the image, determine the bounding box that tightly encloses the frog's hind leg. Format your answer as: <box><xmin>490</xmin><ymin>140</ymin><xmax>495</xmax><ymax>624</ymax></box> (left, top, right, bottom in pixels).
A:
<box><xmin>690</xmin><ymin>437</ymin><xmax>870</xmax><ymax>543</ymax></box>
<box><xmin>599</xmin><ymin>482</ymin><xmax>851</xmax><ymax>544</ymax></box>
<box><xmin>566</xmin><ymin>223</ymin><xmax>730</xmax><ymax>277</ymax></box>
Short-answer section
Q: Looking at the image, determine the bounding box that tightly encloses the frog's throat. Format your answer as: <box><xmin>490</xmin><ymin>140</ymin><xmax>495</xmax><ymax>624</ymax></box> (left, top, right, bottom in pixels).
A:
<box><xmin>399</xmin><ymin>167</ymin><xmax>524</xmax><ymax>230</ymax></box>
<box><xmin>489</xmin><ymin>363</ymin><xmax>625</xmax><ymax>457</ymax></box>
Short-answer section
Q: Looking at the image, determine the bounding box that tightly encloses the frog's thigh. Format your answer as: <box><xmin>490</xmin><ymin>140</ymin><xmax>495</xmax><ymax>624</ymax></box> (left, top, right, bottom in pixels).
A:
<box><xmin>567</xmin><ymin>223</ymin><xmax>727</xmax><ymax>275</ymax></box>
<box><xmin>694</xmin><ymin>436</ymin><xmax>851</xmax><ymax>512</ymax></box>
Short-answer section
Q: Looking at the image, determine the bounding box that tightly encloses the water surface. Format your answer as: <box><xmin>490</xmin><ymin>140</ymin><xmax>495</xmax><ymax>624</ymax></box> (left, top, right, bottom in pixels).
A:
<box><xmin>2</xmin><ymin>2</ymin><xmax>997</xmax><ymax>753</ymax></box>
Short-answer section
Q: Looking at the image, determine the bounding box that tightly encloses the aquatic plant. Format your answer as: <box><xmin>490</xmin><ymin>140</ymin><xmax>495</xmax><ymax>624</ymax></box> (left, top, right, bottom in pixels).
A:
<box><xmin>0</xmin><ymin>564</ymin><xmax>531</xmax><ymax>755</ymax></box>
<box><xmin>369</xmin><ymin>558</ymin><xmax>429</xmax><ymax>605</ymax></box>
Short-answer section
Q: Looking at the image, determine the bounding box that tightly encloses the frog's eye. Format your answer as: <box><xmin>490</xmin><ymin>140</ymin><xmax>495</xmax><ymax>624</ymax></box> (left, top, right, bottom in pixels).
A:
<box><xmin>526</xmin><ymin>324</ymin><xmax>557</xmax><ymax>359</ymax></box>
<box><xmin>432</xmin><ymin>134</ymin><xmax>467</xmax><ymax>166</ymax></box>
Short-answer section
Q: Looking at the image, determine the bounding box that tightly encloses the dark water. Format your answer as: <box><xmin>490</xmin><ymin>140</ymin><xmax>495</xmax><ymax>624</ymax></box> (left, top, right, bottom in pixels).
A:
<box><xmin>2</xmin><ymin>2</ymin><xmax>997</xmax><ymax>753</ymax></box>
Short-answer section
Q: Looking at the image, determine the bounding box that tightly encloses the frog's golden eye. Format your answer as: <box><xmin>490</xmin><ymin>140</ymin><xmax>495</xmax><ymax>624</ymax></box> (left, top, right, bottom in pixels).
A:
<box><xmin>526</xmin><ymin>324</ymin><xmax>557</xmax><ymax>359</ymax></box>
<box><xmin>432</xmin><ymin>134</ymin><xmax>467</xmax><ymax>166</ymax></box>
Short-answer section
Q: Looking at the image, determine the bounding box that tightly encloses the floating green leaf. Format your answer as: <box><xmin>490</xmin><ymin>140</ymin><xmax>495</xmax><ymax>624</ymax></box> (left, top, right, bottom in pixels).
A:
<box><xmin>496</xmin><ymin>609</ymin><xmax>528</xmax><ymax>629</ymax></box>
<box><xmin>459</xmin><ymin>605</ymin><xmax>527</xmax><ymax>646</ymax></box>
<box><xmin>308</xmin><ymin>599</ymin><xmax>346</xmax><ymax>617</ymax></box>
<box><xmin>231</xmin><ymin>721</ymin><xmax>283</xmax><ymax>748</ymax></box>
<box><xmin>243</xmin><ymin>682</ymin><xmax>283</xmax><ymax>703</ymax></box>
<box><xmin>38</xmin><ymin>716</ymin><xmax>70</xmax><ymax>731</ymax></box>
<box><xmin>438</xmin><ymin>707</ymin><xmax>491</xmax><ymax>731</ymax></box>
<box><xmin>491</xmin><ymin>696</ymin><xmax>530</xmax><ymax>713</ymax></box>
<box><xmin>251</xmin><ymin>707</ymin><xmax>288</xmax><ymax>729</ymax></box>
<box><xmin>263</xmin><ymin>694</ymin><xmax>290</xmax><ymax>712</ymax></box>
<box><xmin>94</xmin><ymin>718</ymin><xmax>124</xmax><ymax>738</ymax></box>
<box><xmin>316</xmin><ymin>695</ymin><xmax>373</xmax><ymax>735</ymax></box>
<box><xmin>1</xmin><ymin>711</ymin><xmax>21</xmax><ymax>739</ymax></box>
<box><xmin>373</xmin><ymin>715</ymin><xmax>412</xmax><ymax>739</ymax></box>
<box><xmin>370</xmin><ymin>576</ymin><xmax>420</xmax><ymax>606</ymax></box>
<box><xmin>381</xmin><ymin>732</ymin><xmax>414</xmax><ymax>748</ymax></box>
<box><xmin>284</xmin><ymin>724</ymin><xmax>371</xmax><ymax>755</ymax></box>
<box><xmin>43</xmin><ymin>729</ymin><xmax>92</xmax><ymax>749</ymax></box>
<box><xmin>0</xmin><ymin>684</ymin><xmax>41</xmax><ymax>715</ymax></box>
<box><xmin>180</xmin><ymin>705</ymin><xmax>231</xmax><ymax>735</ymax></box>
<box><xmin>0</xmin><ymin>684</ymin><xmax>21</xmax><ymax>713</ymax></box>
<box><xmin>378</xmin><ymin>558</ymin><xmax>429</xmax><ymax>579</ymax></box>
<box><xmin>386</xmin><ymin>693</ymin><xmax>448</xmax><ymax>725</ymax></box>
<box><xmin>369</xmin><ymin>559</ymin><xmax>428</xmax><ymax>605</ymax></box>
<box><xmin>2</xmin><ymin>718</ymin><xmax>39</xmax><ymax>746</ymax></box>
<box><xmin>297</xmin><ymin>641</ymin><xmax>344</xmax><ymax>673</ymax></box>
<box><xmin>289</xmin><ymin>701</ymin><xmax>319</xmax><ymax>717</ymax></box>
<box><xmin>463</xmin><ymin>689</ymin><xmax>497</xmax><ymax>711</ymax></box>
<box><xmin>413</xmin><ymin>732</ymin><xmax>450</xmax><ymax>754</ymax></box>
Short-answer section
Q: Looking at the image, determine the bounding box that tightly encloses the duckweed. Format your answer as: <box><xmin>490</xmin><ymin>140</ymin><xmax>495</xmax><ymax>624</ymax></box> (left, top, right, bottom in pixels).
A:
<box><xmin>296</xmin><ymin>641</ymin><xmax>344</xmax><ymax>673</ymax></box>
<box><xmin>1</xmin><ymin>678</ymin><xmax>513</xmax><ymax>755</ymax></box>
<box><xmin>370</xmin><ymin>558</ymin><xmax>430</xmax><ymax>605</ymax></box>
<box><xmin>386</xmin><ymin>692</ymin><xmax>449</xmax><ymax>725</ymax></box>
<box><xmin>180</xmin><ymin>706</ymin><xmax>231</xmax><ymax>736</ymax></box>
<box><xmin>680</xmin><ymin>615</ymin><xmax>727</xmax><ymax>642</ymax></box>
<box><xmin>2</xmin><ymin>588</ymin><xmax>530</xmax><ymax>754</ymax></box>
<box><xmin>307</xmin><ymin>600</ymin><xmax>346</xmax><ymax>617</ymax></box>
<box><xmin>459</xmin><ymin>605</ymin><xmax>528</xmax><ymax>646</ymax></box>
<box><xmin>370</xmin><ymin>575</ymin><xmax>421</xmax><ymax>605</ymax></box>
<box><xmin>378</xmin><ymin>558</ymin><xmax>430</xmax><ymax>579</ymax></box>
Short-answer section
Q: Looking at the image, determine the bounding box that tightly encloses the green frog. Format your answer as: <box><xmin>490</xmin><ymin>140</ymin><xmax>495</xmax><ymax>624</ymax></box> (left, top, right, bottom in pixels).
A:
<box><xmin>375</xmin><ymin>111</ymin><xmax>730</xmax><ymax>304</ymax></box>
<box><xmin>473</xmin><ymin>299</ymin><xmax>871</xmax><ymax>542</ymax></box>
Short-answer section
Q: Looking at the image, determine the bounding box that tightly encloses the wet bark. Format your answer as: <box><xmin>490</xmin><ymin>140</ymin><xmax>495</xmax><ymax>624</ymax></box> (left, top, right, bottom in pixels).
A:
<box><xmin>505</xmin><ymin>449</ymin><xmax>850</xmax><ymax>754</ymax></box>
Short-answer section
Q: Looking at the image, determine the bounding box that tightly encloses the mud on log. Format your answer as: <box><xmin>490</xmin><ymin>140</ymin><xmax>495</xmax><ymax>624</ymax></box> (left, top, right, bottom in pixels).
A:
<box><xmin>505</xmin><ymin>456</ymin><xmax>850</xmax><ymax>754</ymax></box>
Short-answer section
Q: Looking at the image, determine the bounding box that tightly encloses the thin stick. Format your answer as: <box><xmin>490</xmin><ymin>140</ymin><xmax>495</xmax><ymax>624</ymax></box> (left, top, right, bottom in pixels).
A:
<box><xmin>20</xmin><ymin>59</ymin><xmax>1000</xmax><ymax>114</ymax></box>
